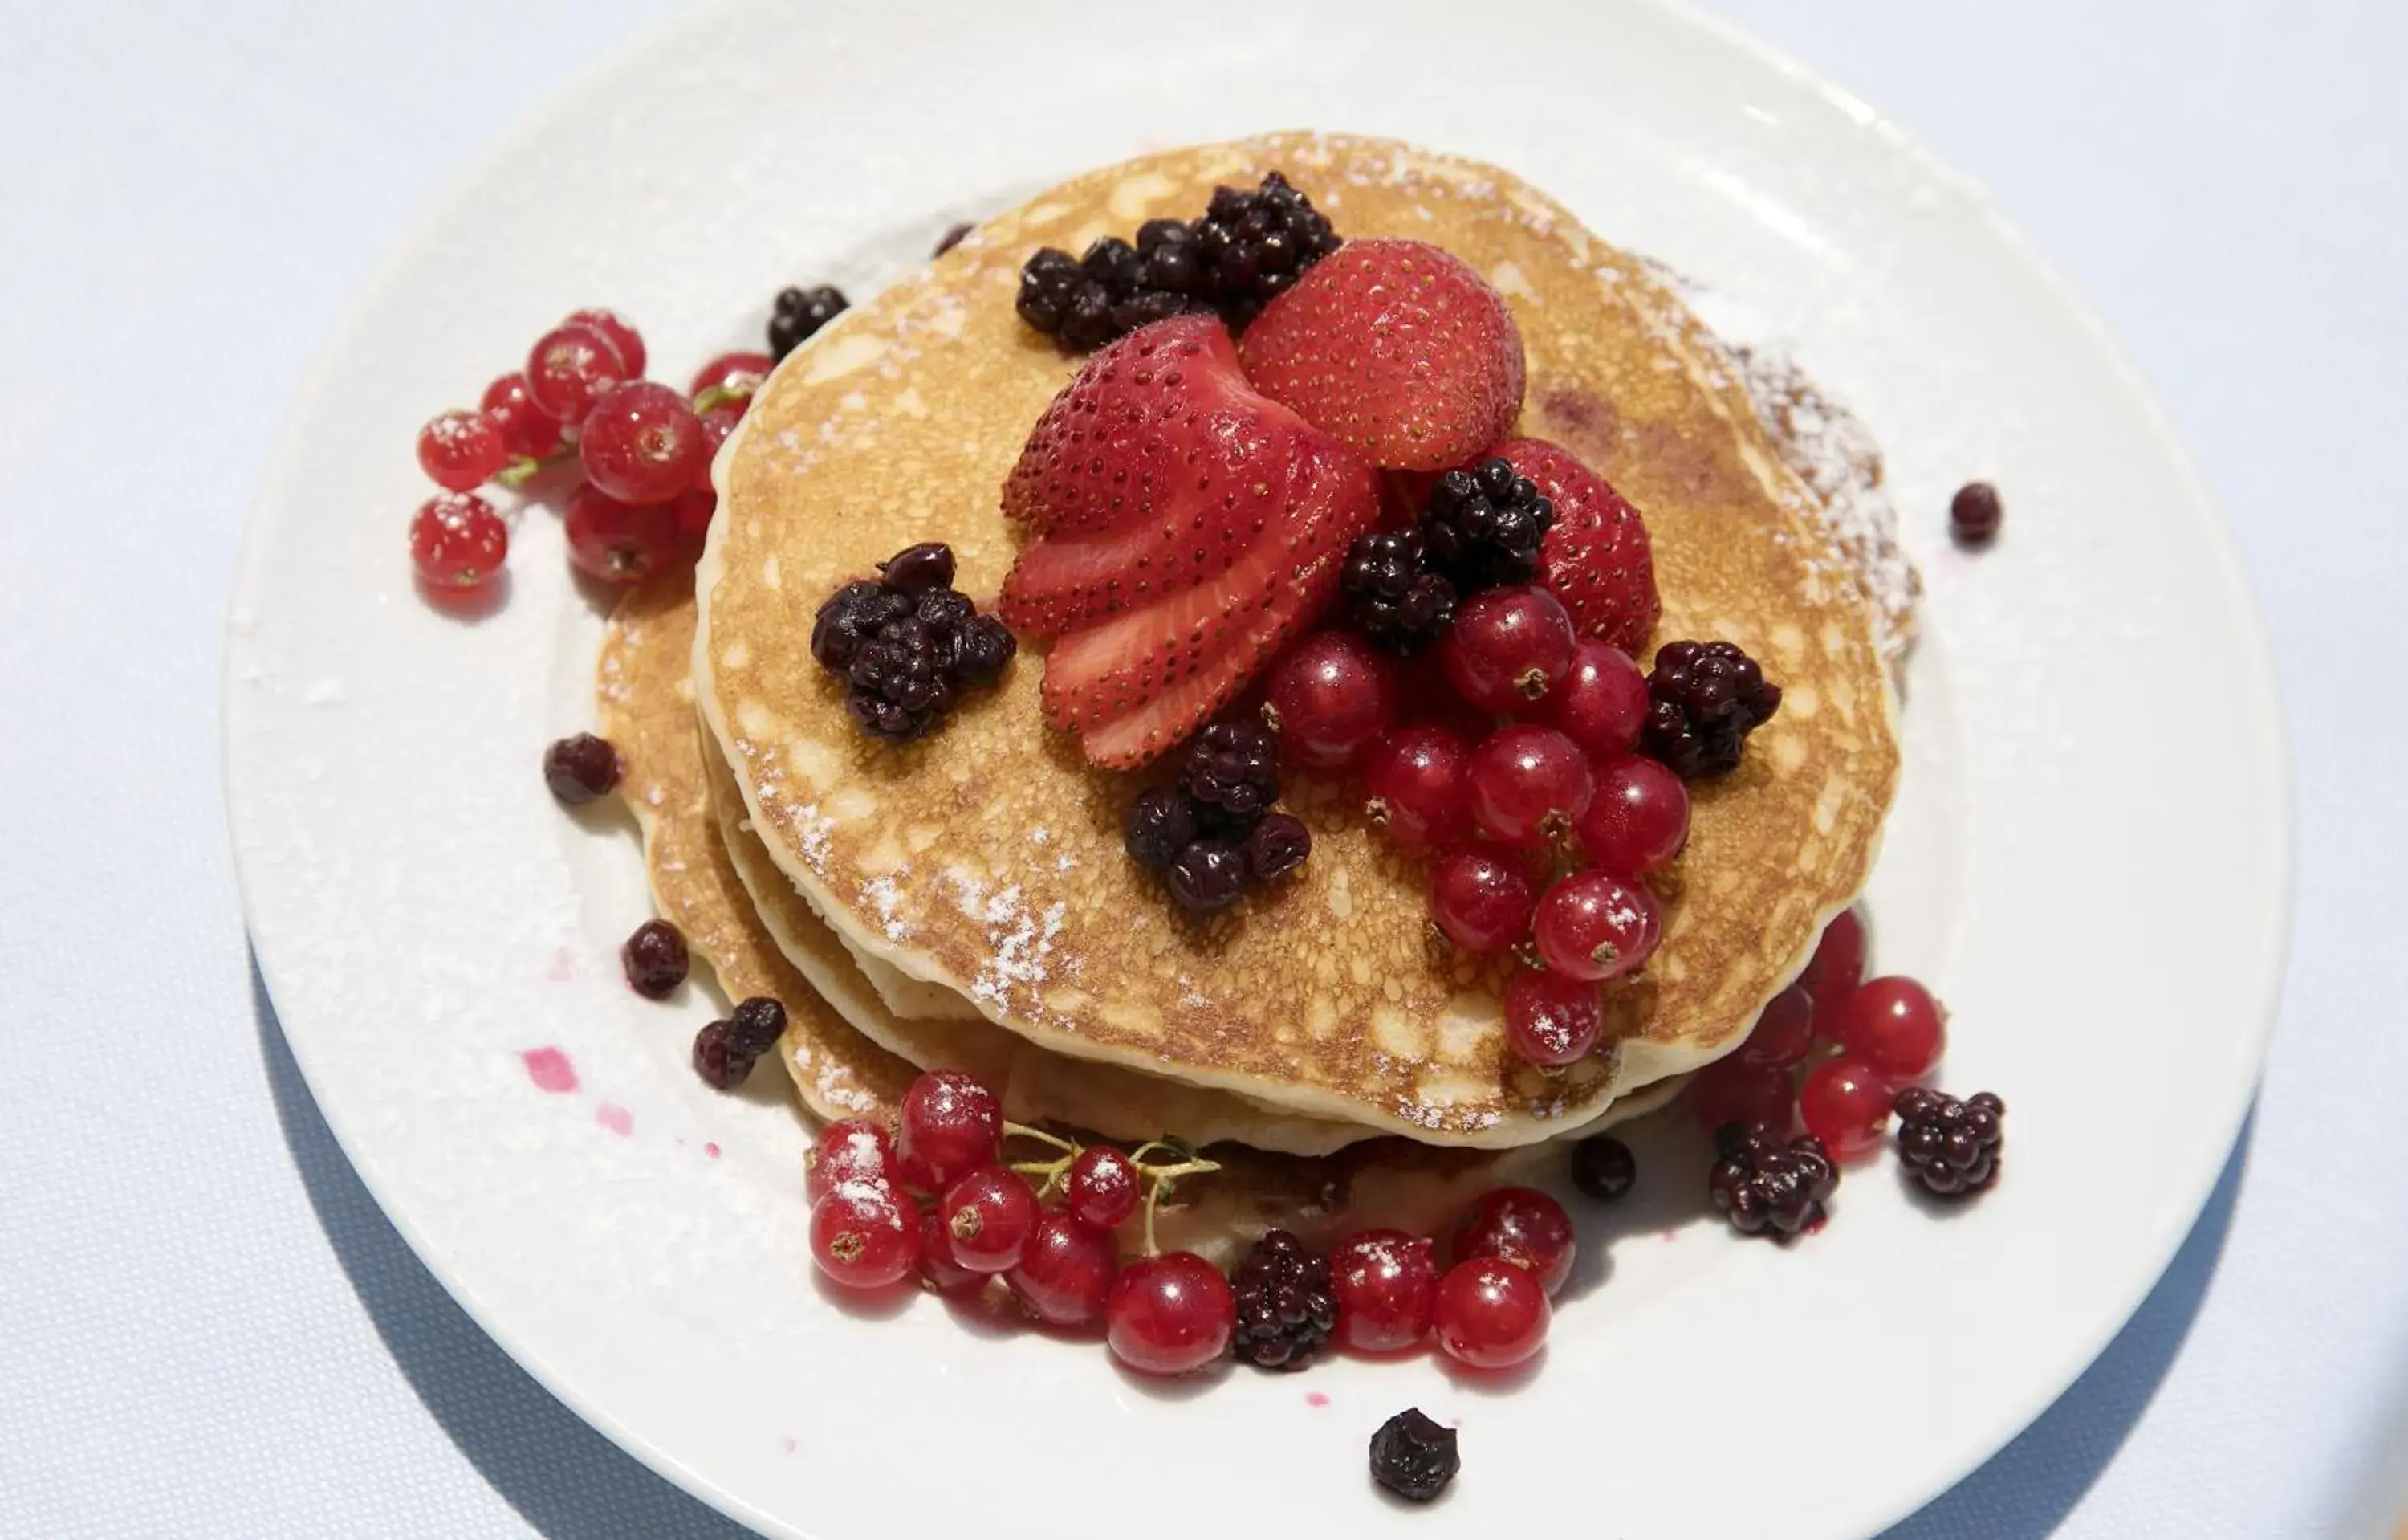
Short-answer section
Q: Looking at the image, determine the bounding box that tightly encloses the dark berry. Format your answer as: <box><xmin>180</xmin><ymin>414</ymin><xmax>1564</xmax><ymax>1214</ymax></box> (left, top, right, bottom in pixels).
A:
<box><xmin>1420</xmin><ymin>458</ymin><xmax>1556</xmax><ymax>593</ymax></box>
<box><xmin>914</xmin><ymin>590</ymin><xmax>978</xmax><ymax>671</ymax></box>
<box><xmin>933</xmin><ymin>221</ymin><xmax>973</xmax><ymax>257</ymax></box>
<box><xmin>1893</xmin><ymin>1088</ymin><xmax>2006</xmax><ymax>1197</ymax></box>
<box><xmin>726</xmin><ymin>996</ymin><xmax>788</xmax><ymax>1058</ymax></box>
<box><xmin>621</xmin><ymin>919</ymin><xmax>689</xmax><ymax>999</ymax></box>
<box><xmin>543</xmin><ymin>733</ymin><xmax>620</xmax><ymax>804</ymax></box>
<box><xmin>810</xmin><ymin>581</ymin><xmax>909</xmax><ymax>672</ymax></box>
<box><xmin>1641</xmin><ymin>639</ymin><xmax>1783</xmax><ymax>780</ymax></box>
<box><xmin>1165</xmin><ymin>840</ymin><xmax>1247</xmax><ymax>914</ymax></box>
<box><xmin>1369</xmin><ymin>1408</ymin><xmax>1460</xmax><ymax>1504</ymax></box>
<box><xmin>1015</xmin><ymin>247</ymin><xmax>1086</xmax><ymax>334</ymax></box>
<box><xmin>846</xmin><ymin>617</ymin><xmax>954</xmax><ymax>742</ymax></box>
<box><xmin>1244</xmin><ymin>813</ymin><xmax>1312</xmax><ymax>882</ymax></box>
<box><xmin>1229</xmin><ymin>1229</ymin><xmax>1336</xmax><ymax>1370</ymax></box>
<box><xmin>1341</xmin><ymin>528</ymin><xmax>1457</xmax><ymax>654</ymax></box>
<box><xmin>1192</xmin><ymin>171</ymin><xmax>1343</xmax><ymax>327</ymax></box>
<box><xmin>1708</xmin><ymin>1122</ymin><xmax>1837</xmax><ymax>1239</ymax></box>
<box><xmin>1123</xmin><ymin>787</ymin><xmax>1198</xmax><ymax>873</ymax></box>
<box><xmin>1950</xmin><ymin>482</ymin><xmax>2003</xmax><ymax>548</ymax></box>
<box><xmin>878</xmin><ymin>540</ymin><xmax>955</xmax><ymax>596</ymax></box>
<box><xmin>1178</xmin><ymin>721</ymin><xmax>1279</xmax><ymax>835</ymax></box>
<box><xmin>767</xmin><ymin>284</ymin><xmax>847</xmax><ymax>361</ymax></box>
<box><xmin>1570</xmin><ymin>1135</ymin><xmax>1637</xmax><ymax>1201</ymax></box>
<box><xmin>691</xmin><ymin>1020</ymin><xmax>755</xmax><ymax>1090</ymax></box>
<box><xmin>950</xmin><ymin>615</ymin><xmax>1018</xmax><ymax>686</ymax></box>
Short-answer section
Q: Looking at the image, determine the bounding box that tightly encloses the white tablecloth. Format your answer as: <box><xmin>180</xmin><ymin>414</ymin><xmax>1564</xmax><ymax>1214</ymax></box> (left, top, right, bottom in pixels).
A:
<box><xmin>3</xmin><ymin>2</ymin><xmax>2402</xmax><ymax>1534</ymax></box>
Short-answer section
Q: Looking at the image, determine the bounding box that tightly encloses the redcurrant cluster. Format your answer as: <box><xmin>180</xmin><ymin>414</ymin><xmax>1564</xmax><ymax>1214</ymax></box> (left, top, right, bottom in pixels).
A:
<box><xmin>405</xmin><ymin>303</ymin><xmax>775</xmax><ymax>597</ymax></box>
<box><xmin>1261</xmin><ymin>586</ymin><xmax>1694</xmax><ymax>1073</ymax></box>
<box><xmin>1686</xmin><ymin>905</ymin><xmax>2003</xmax><ymax>1230</ymax></box>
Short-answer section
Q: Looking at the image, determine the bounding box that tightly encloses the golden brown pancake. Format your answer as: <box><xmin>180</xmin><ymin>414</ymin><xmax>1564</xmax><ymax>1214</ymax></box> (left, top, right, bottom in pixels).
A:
<box><xmin>599</xmin><ymin>571</ymin><xmax>1679</xmax><ymax>1261</ymax></box>
<box><xmin>697</xmin><ymin>132</ymin><xmax>1900</xmax><ymax>1147</ymax></box>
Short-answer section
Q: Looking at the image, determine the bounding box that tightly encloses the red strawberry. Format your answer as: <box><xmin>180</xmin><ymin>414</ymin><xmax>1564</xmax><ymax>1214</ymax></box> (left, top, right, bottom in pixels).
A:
<box><xmin>1238</xmin><ymin>238</ymin><xmax>1527</xmax><ymax>472</ymax></box>
<box><xmin>1495</xmin><ymin>437</ymin><xmax>1659</xmax><ymax>654</ymax></box>
<box><xmin>1003</xmin><ymin>315</ymin><xmax>1263</xmax><ymax>537</ymax></box>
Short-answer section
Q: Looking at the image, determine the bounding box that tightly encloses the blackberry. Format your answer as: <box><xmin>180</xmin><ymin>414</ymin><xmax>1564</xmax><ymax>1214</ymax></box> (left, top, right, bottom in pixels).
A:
<box><xmin>1420</xmin><ymin>458</ymin><xmax>1555</xmax><ymax>592</ymax></box>
<box><xmin>810</xmin><ymin>581</ymin><xmax>909</xmax><ymax>671</ymax></box>
<box><xmin>621</xmin><ymin>919</ymin><xmax>689</xmax><ymax>1000</ymax></box>
<box><xmin>1244</xmin><ymin>813</ymin><xmax>1312</xmax><ymax>882</ymax></box>
<box><xmin>543</xmin><ymin>733</ymin><xmax>621</xmax><ymax>805</ymax></box>
<box><xmin>1571</xmin><ymin>1135</ymin><xmax>1637</xmax><ymax>1202</ymax></box>
<box><xmin>1178</xmin><ymin>722</ymin><xmax>1279</xmax><ymax>835</ymax></box>
<box><xmin>1015</xmin><ymin>234</ymin><xmax>1204</xmax><ymax>352</ymax></box>
<box><xmin>845</xmin><ymin>617</ymin><xmax>954</xmax><ymax>743</ymax></box>
<box><xmin>1191</xmin><ymin>171</ymin><xmax>1342</xmax><ymax>327</ymax></box>
<box><xmin>691</xmin><ymin>1020</ymin><xmax>751</xmax><ymax>1090</ymax></box>
<box><xmin>950</xmin><ymin>615</ymin><xmax>1018</xmax><ymax>686</ymax></box>
<box><xmin>767</xmin><ymin>283</ymin><xmax>848</xmax><ymax>361</ymax></box>
<box><xmin>1341</xmin><ymin>528</ymin><xmax>1457</xmax><ymax>654</ymax></box>
<box><xmin>1642</xmin><ymin>639</ymin><xmax>1784</xmax><ymax>780</ymax></box>
<box><xmin>879</xmin><ymin>541</ymin><xmax>956</xmax><ymax>595</ymax></box>
<box><xmin>1893</xmin><ymin>1088</ymin><xmax>2005</xmax><ymax>1197</ymax></box>
<box><xmin>1123</xmin><ymin>787</ymin><xmax>1198</xmax><ymax>873</ymax></box>
<box><xmin>725</xmin><ymin>996</ymin><xmax>788</xmax><ymax>1058</ymax></box>
<box><xmin>1369</xmin><ymin>1408</ymin><xmax>1460</xmax><ymax>1504</ymax></box>
<box><xmin>1229</xmin><ymin>1229</ymin><xmax>1336</xmax><ymax>1370</ymax></box>
<box><xmin>1708</xmin><ymin>1122</ymin><xmax>1837</xmax><ymax>1239</ymax></box>
<box><xmin>1165</xmin><ymin>840</ymin><xmax>1247</xmax><ymax>914</ymax></box>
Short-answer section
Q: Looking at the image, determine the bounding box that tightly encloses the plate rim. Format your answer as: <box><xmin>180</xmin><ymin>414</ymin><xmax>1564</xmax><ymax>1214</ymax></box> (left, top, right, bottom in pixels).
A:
<box><xmin>222</xmin><ymin>1</ymin><xmax>2296</xmax><ymax>1533</ymax></box>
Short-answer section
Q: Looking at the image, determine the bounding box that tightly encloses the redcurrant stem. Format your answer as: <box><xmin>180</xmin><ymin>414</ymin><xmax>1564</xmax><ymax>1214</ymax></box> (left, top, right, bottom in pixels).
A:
<box><xmin>1002</xmin><ymin>1121</ymin><xmax>1081</xmax><ymax>1199</ymax></box>
<box><xmin>495</xmin><ymin>448</ymin><xmax>574</xmax><ymax>488</ymax></box>
<box><xmin>691</xmin><ymin>381</ymin><xmax>756</xmax><ymax>417</ymax></box>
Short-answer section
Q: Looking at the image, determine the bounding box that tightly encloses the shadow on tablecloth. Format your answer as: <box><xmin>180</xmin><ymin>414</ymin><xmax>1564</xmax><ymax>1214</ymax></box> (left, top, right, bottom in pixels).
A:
<box><xmin>256</xmin><ymin>960</ymin><xmax>2249</xmax><ymax>1540</ymax></box>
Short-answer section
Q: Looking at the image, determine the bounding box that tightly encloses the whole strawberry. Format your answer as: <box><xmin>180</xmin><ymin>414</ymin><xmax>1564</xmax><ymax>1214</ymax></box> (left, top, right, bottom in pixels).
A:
<box><xmin>1239</xmin><ymin>238</ymin><xmax>1526</xmax><ymax>472</ymax></box>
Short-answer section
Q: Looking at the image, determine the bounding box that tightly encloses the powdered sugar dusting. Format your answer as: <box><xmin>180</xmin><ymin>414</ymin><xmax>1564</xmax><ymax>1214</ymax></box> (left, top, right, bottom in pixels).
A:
<box><xmin>946</xmin><ymin>870</ymin><xmax>1068</xmax><ymax>1009</ymax></box>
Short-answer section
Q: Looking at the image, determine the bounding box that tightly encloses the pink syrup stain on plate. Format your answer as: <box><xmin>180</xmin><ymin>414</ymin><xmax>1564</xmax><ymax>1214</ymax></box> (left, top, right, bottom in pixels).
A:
<box><xmin>596</xmin><ymin>1104</ymin><xmax>633</xmax><ymax>1137</ymax></box>
<box><xmin>780</xmin><ymin>1436</ymin><xmax>798</xmax><ymax>1455</ymax></box>
<box><xmin>704</xmin><ymin>1142</ymin><xmax>722</xmax><ymax>1159</ymax></box>
<box><xmin>519</xmin><ymin>1047</ymin><xmax>579</xmax><ymax>1094</ymax></box>
<box><xmin>1304</xmin><ymin>1391</ymin><xmax>1330</xmax><ymax>1408</ymax></box>
<box><xmin>544</xmin><ymin>947</ymin><xmax>577</xmax><ymax>983</ymax></box>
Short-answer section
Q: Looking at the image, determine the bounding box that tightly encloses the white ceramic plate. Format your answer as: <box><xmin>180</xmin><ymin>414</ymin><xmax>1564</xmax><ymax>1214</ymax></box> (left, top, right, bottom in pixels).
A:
<box><xmin>225</xmin><ymin>2</ymin><xmax>2289</xmax><ymax>1534</ymax></box>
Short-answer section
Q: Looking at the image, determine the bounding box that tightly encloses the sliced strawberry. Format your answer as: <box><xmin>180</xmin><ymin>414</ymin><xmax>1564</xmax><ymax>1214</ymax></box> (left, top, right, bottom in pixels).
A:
<box><xmin>1040</xmin><ymin>474</ymin><xmax>1376</xmax><ymax>767</ymax></box>
<box><xmin>1495</xmin><ymin>437</ymin><xmax>1660</xmax><ymax>655</ymax></box>
<box><xmin>1239</xmin><ymin>238</ymin><xmax>1526</xmax><ymax>472</ymax></box>
<box><xmin>1003</xmin><ymin>314</ymin><xmax>1262</xmax><ymax>537</ymax></box>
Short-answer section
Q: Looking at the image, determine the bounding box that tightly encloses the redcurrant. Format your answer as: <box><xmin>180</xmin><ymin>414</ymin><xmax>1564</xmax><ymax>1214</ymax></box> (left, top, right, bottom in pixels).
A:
<box><xmin>1832</xmin><ymin>976</ymin><xmax>1946</xmax><ymax>1083</ymax></box>
<box><xmin>563</xmin><ymin>307</ymin><xmax>645</xmax><ymax>379</ymax></box>
<box><xmin>1467</xmin><ymin>725</ymin><xmax>1594</xmax><ymax>847</ymax></box>
<box><xmin>1006</xmin><ymin>1209</ymin><xmax>1119</xmax><ymax>1327</ymax></box>
<box><xmin>564</xmin><ymin>484</ymin><xmax>683</xmax><ymax>585</ymax></box>
<box><xmin>1802</xmin><ymin>905</ymin><xmax>1869</xmax><ymax>1044</ymax></box>
<box><xmin>1361</xmin><ymin>724</ymin><xmax>1474</xmax><ymax>850</ymax></box>
<box><xmin>1264</xmin><ymin>631</ymin><xmax>1399</xmax><ymax>769</ymax></box>
<box><xmin>939</xmin><ymin>1163</ymin><xmax>1040</xmax><ymax>1274</ymax></box>
<box><xmin>690</xmin><ymin>350</ymin><xmax>773</xmax><ymax>402</ymax></box>
<box><xmin>1451</xmin><ymin>1187</ymin><xmax>1576</xmax><ymax>1295</ymax></box>
<box><xmin>416</xmin><ymin>409</ymin><xmax>507</xmax><ymax>492</ymax></box>
<box><xmin>1575</xmin><ymin>755</ymin><xmax>1690</xmax><ymax>875</ymax></box>
<box><xmin>1064</xmin><ymin>1146</ymin><xmax>1141</xmax><ymax>1232</ymax></box>
<box><xmin>1431</xmin><ymin>1256</ymin><xmax>1549</xmax><ymax>1370</ymax></box>
<box><xmin>1106</xmin><ymin>1252</ymin><xmax>1235</xmax><ymax>1375</ymax></box>
<box><xmin>1328</xmin><ymin>1229</ymin><xmax>1438</xmax><ymax>1353</ymax></box>
<box><xmin>1532</xmin><ymin>870</ymin><xmax>1662</xmax><ymax>982</ymax></box>
<box><xmin>805</xmin><ymin>1118</ymin><xmax>898</xmax><ymax>1204</ymax></box>
<box><xmin>480</xmin><ymin>371</ymin><xmax>564</xmax><ymax>459</ymax></box>
<box><xmin>1690</xmin><ymin>1053</ymin><xmax>1796</xmax><ymax>1135</ymax></box>
<box><xmin>895</xmin><ymin>1070</ymin><xmax>1002</xmax><ymax>1192</ymax></box>
<box><xmin>1439</xmin><ymin>585</ymin><xmax>1576</xmax><ymax>712</ymax></box>
<box><xmin>524</xmin><ymin>321</ymin><xmax>627</xmax><ymax>424</ymax></box>
<box><xmin>1800</xmin><ymin>1055</ymin><xmax>1893</xmax><ymax>1159</ymax></box>
<box><xmin>578</xmin><ymin>381</ymin><xmax>709</xmax><ymax>506</ymax></box>
<box><xmin>809</xmin><ymin>1180</ymin><xmax>920</xmax><ymax>1289</ymax></box>
<box><xmin>1735</xmin><ymin>984</ymin><xmax>1816</xmax><ymax>1070</ymax></box>
<box><xmin>1502</xmin><ymin>969</ymin><xmax>1603</xmax><ymax>1069</ymax></box>
<box><xmin>409</xmin><ymin>492</ymin><xmax>507</xmax><ymax>590</ymax></box>
<box><xmin>1428</xmin><ymin>845</ymin><xmax>1537</xmax><ymax>954</ymax></box>
<box><xmin>1542</xmin><ymin>639</ymin><xmax>1649</xmax><ymax>757</ymax></box>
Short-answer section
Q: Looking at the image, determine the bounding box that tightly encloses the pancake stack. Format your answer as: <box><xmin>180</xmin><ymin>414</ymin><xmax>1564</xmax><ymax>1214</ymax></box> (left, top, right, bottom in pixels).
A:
<box><xmin>602</xmin><ymin>133</ymin><xmax>1906</xmax><ymax>1257</ymax></box>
